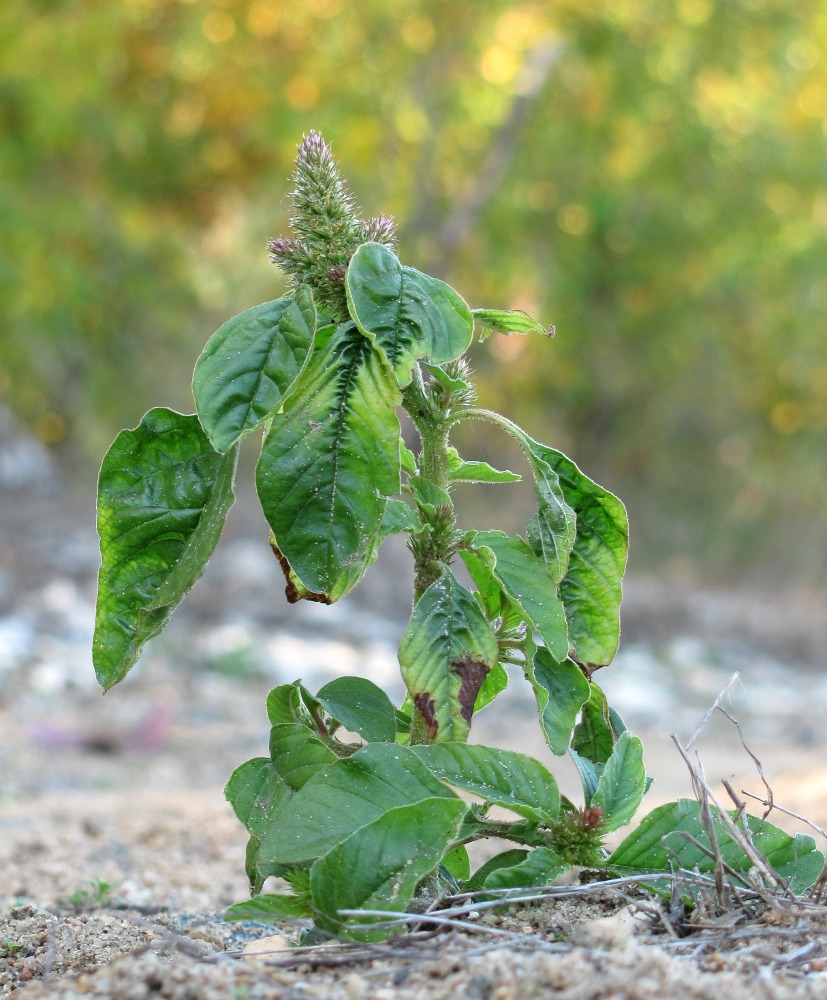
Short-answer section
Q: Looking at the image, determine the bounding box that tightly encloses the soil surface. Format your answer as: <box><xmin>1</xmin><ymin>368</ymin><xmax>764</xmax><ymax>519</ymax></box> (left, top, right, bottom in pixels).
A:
<box><xmin>2</xmin><ymin>419</ymin><xmax>827</xmax><ymax>997</ymax></box>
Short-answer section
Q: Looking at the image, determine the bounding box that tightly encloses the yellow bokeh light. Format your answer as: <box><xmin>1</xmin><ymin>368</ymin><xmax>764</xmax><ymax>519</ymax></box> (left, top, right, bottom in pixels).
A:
<box><xmin>798</xmin><ymin>83</ymin><xmax>827</xmax><ymax>118</ymax></box>
<box><xmin>202</xmin><ymin>10</ymin><xmax>235</xmax><ymax>44</ymax></box>
<box><xmin>677</xmin><ymin>0</ymin><xmax>712</xmax><ymax>25</ymax></box>
<box><xmin>247</xmin><ymin>2</ymin><xmax>280</xmax><ymax>38</ymax></box>
<box><xmin>764</xmin><ymin>182</ymin><xmax>798</xmax><ymax>215</ymax></box>
<box><xmin>402</xmin><ymin>17</ymin><xmax>434</xmax><ymax>53</ymax></box>
<box><xmin>310</xmin><ymin>0</ymin><xmax>342</xmax><ymax>18</ymax></box>
<box><xmin>393</xmin><ymin>105</ymin><xmax>428</xmax><ymax>143</ymax></box>
<box><xmin>480</xmin><ymin>44</ymin><xmax>519</xmax><ymax>86</ymax></box>
<box><xmin>557</xmin><ymin>203</ymin><xmax>592</xmax><ymax>236</ymax></box>
<box><xmin>770</xmin><ymin>401</ymin><xmax>806</xmax><ymax>433</ymax></box>
<box><xmin>35</xmin><ymin>411</ymin><xmax>67</xmax><ymax>445</ymax></box>
<box><xmin>786</xmin><ymin>38</ymin><xmax>820</xmax><ymax>73</ymax></box>
<box><xmin>286</xmin><ymin>75</ymin><xmax>320</xmax><ymax>111</ymax></box>
<box><xmin>495</xmin><ymin>8</ymin><xmax>542</xmax><ymax>47</ymax></box>
<box><xmin>165</xmin><ymin>96</ymin><xmax>205</xmax><ymax>138</ymax></box>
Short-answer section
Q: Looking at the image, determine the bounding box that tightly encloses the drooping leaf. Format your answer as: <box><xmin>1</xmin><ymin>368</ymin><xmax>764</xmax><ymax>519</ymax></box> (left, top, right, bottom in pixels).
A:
<box><xmin>193</xmin><ymin>286</ymin><xmax>316</xmax><ymax>453</ymax></box>
<box><xmin>472</xmin><ymin>308</ymin><xmax>552</xmax><ymax>341</ymax></box>
<box><xmin>608</xmin><ymin>799</ymin><xmax>824</xmax><ymax>894</ymax></box>
<box><xmin>224</xmin><ymin>893</ymin><xmax>312</xmax><ymax>922</ymax></box>
<box><xmin>447</xmin><ymin>447</ymin><xmax>521</xmax><ymax>484</ymax></box>
<box><xmin>269</xmin><ymin>723</ymin><xmax>338</xmax><ymax>790</ymax></box>
<box><xmin>591</xmin><ymin>731</ymin><xmax>646</xmax><ymax>832</ymax></box>
<box><xmin>571</xmin><ymin>683</ymin><xmax>615</xmax><ymax>765</ymax></box>
<box><xmin>257</xmin><ymin>743</ymin><xmax>459</xmax><ymax>865</ymax></box>
<box><xmin>413</xmin><ymin>743</ymin><xmax>560</xmax><ymax>822</ymax></box>
<box><xmin>314</xmin><ymin>676</ymin><xmax>398</xmax><ymax>743</ymax></box>
<box><xmin>310</xmin><ymin>797</ymin><xmax>467</xmax><ymax>941</ymax></box>
<box><xmin>472</xmin><ymin>530</ymin><xmax>569</xmax><ymax>662</ymax></box>
<box><xmin>256</xmin><ymin>322</ymin><xmax>401</xmax><ymax>601</ymax></box>
<box><xmin>398</xmin><ymin>571</ymin><xmax>499</xmax><ymax>743</ymax></box>
<box><xmin>483</xmin><ymin>847</ymin><xmax>568</xmax><ymax>891</ymax></box>
<box><xmin>539</xmin><ymin>450</ymin><xmax>629</xmax><ymax>669</ymax></box>
<box><xmin>346</xmin><ymin>242</ymin><xmax>473</xmax><ymax>387</ymax></box>
<box><xmin>525</xmin><ymin>647</ymin><xmax>590</xmax><ymax>756</ymax></box>
<box><xmin>93</xmin><ymin>408</ymin><xmax>237</xmax><ymax>690</ymax></box>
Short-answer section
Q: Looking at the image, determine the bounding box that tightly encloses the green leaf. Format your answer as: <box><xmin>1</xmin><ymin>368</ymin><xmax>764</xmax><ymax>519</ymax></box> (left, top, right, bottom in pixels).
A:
<box><xmin>257</xmin><ymin>743</ymin><xmax>459</xmax><ymax>865</ymax></box>
<box><xmin>537</xmin><ymin>450</ymin><xmax>629</xmax><ymax>668</ymax></box>
<box><xmin>591</xmin><ymin>732</ymin><xmax>646</xmax><ymax>832</ymax></box>
<box><xmin>398</xmin><ymin>571</ymin><xmax>499</xmax><ymax>743</ymax></box>
<box><xmin>472</xmin><ymin>530</ymin><xmax>569</xmax><ymax>661</ymax></box>
<box><xmin>572</xmin><ymin>684</ymin><xmax>615</xmax><ymax>765</ymax></box>
<box><xmin>525</xmin><ymin>648</ymin><xmax>590</xmax><ymax>756</ymax></box>
<box><xmin>314</xmin><ymin>676</ymin><xmax>398</xmax><ymax>742</ymax></box>
<box><xmin>256</xmin><ymin>322</ymin><xmax>401</xmax><ymax>601</ymax></box>
<box><xmin>266</xmin><ymin>682</ymin><xmax>313</xmax><ymax>728</ymax></box>
<box><xmin>379</xmin><ymin>499</ymin><xmax>421</xmax><ymax>537</ymax></box>
<box><xmin>225</xmin><ymin>893</ymin><xmax>312</xmax><ymax>922</ymax></box>
<box><xmin>569</xmin><ymin>749</ymin><xmax>602</xmax><ymax>806</ymax></box>
<box><xmin>608</xmin><ymin>799</ymin><xmax>824</xmax><ymax>894</ymax></box>
<box><xmin>93</xmin><ymin>408</ymin><xmax>237</xmax><ymax>690</ymax></box>
<box><xmin>407</xmin><ymin>475</ymin><xmax>452</xmax><ymax>510</ymax></box>
<box><xmin>413</xmin><ymin>743</ymin><xmax>560</xmax><ymax>822</ymax></box>
<box><xmin>474</xmin><ymin>662</ymin><xmax>509</xmax><ymax>712</ymax></box>
<box><xmin>193</xmin><ymin>287</ymin><xmax>316</xmax><ymax>453</ymax></box>
<box><xmin>472</xmin><ymin>308</ymin><xmax>552</xmax><ymax>341</ymax></box>
<box><xmin>449</xmin><ymin>461</ymin><xmax>521</xmax><ymax>484</ymax></box>
<box><xmin>399</xmin><ymin>440</ymin><xmax>418</xmax><ymax>476</ymax></box>
<box><xmin>346</xmin><ymin>242</ymin><xmax>473</xmax><ymax>387</ymax></box>
<box><xmin>310</xmin><ymin>797</ymin><xmax>467</xmax><ymax>941</ymax></box>
<box><xmin>423</xmin><ymin>363</ymin><xmax>472</xmax><ymax>394</ymax></box>
<box><xmin>442</xmin><ymin>845</ymin><xmax>471</xmax><ymax>882</ymax></box>
<box><xmin>224</xmin><ymin>757</ymin><xmax>292</xmax><ymax>839</ymax></box>
<box><xmin>483</xmin><ymin>847</ymin><xmax>568</xmax><ymax>891</ymax></box>
<box><xmin>269</xmin><ymin>723</ymin><xmax>338</xmax><ymax>790</ymax></box>
<box><xmin>465</xmin><ymin>850</ymin><xmax>530</xmax><ymax>892</ymax></box>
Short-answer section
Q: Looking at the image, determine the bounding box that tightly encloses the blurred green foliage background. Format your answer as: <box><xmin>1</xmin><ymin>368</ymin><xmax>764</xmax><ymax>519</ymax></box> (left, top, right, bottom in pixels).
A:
<box><xmin>2</xmin><ymin>0</ymin><xmax>825</xmax><ymax>580</ymax></box>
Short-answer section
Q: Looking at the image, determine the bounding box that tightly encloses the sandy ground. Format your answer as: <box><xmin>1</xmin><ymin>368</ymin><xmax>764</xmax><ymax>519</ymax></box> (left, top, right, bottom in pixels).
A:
<box><xmin>2</xmin><ymin>438</ymin><xmax>827</xmax><ymax>997</ymax></box>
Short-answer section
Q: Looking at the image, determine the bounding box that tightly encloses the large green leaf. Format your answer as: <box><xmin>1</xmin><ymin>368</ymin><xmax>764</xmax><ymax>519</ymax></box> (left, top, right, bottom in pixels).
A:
<box><xmin>93</xmin><ymin>408</ymin><xmax>237</xmax><ymax>690</ymax></box>
<box><xmin>472</xmin><ymin>530</ymin><xmax>569</xmax><ymax>661</ymax></box>
<box><xmin>192</xmin><ymin>286</ymin><xmax>316</xmax><ymax>453</ymax></box>
<box><xmin>314</xmin><ymin>676</ymin><xmax>398</xmax><ymax>743</ymax></box>
<box><xmin>346</xmin><ymin>242</ymin><xmax>473</xmax><ymax>387</ymax></box>
<box><xmin>256</xmin><ymin>322</ymin><xmax>401</xmax><ymax>601</ymax></box>
<box><xmin>398</xmin><ymin>571</ymin><xmax>499</xmax><ymax>743</ymax></box>
<box><xmin>413</xmin><ymin>743</ymin><xmax>560</xmax><ymax>822</ymax></box>
<box><xmin>608</xmin><ymin>799</ymin><xmax>824</xmax><ymax>894</ymax></box>
<box><xmin>257</xmin><ymin>743</ymin><xmax>459</xmax><ymax>865</ymax></box>
<box><xmin>539</xmin><ymin>450</ymin><xmax>628</xmax><ymax>669</ymax></box>
<box><xmin>310</xmin><ymin>797</ymin><xmax>467</xmax><ymax>941</ymax></box>
<box><xmin>591</xmin><ymin>732</ymin><xmax>646</xmax><ymax>832</ymax></box>
<box><xmin>525</xmin><ymin>647</ymin><xmax>590</xmax><ymax>756</ymax></box>
<box><xmin>224</xmin><ymin>757</ymin><xmax>292</xmax><ymax>840</ymax></box>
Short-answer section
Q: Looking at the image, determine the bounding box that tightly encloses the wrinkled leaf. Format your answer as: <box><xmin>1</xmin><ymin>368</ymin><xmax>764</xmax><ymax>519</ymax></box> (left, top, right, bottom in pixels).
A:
<box><xmin>407</xmin><ymin>475</ymin><xmax>452</xmax><ymax>511</ymax></box>
<box><xmin>413</xmin><ymin>743</ymin><xmax>560</xmax><ymax>822</ymax></box>
<box><xmin>94</xmin><ymin>408</ymin><xmax>237</xmax><ymax>690</ymax></box>
<box><xmin>608</xmin><ymin>799</ymin><xmax>824</xmax><ymax>894</ymax></box>
<box><xmin>398</xmin><ymin>571</ymin><xmax>499</xmax><ymax>743</ymax></box>
<box><xmin>447</xmin><ymin>448</ymin><xmax>521</xmax><ymax>484</ymax></box>
<box><xmin>256</xmin><ymin>322</ymin><xmax>401</xmax><ymax>601</ymax></box>
<box><xmin>525</xmin><ymin>648</ymin><xmax>590</xmax><ymax>756</ymax></box>
<box><xmin>311</xmin><ymin>797</ymin><xmax>467</xmax><ymax>941</ymax></box>
<box><xmin>314</xmin><ymin>676</ymin><xmax>398</xmax><ymax>743</ymax></box>
<box><xmin>346</xmin><ymin>242</ymin><xmax>473</xmax><ymax>387</ymax></box>
<box><xmin>539</xmin><ymin>450</ymin><xmax>629</xmax><ymax>668</ymax></box>
<box><xmin>193</xmin><ymin>287</ymin><xmax>316</xmax><ymax>453</ymax></box>
<box><xmin>472</xmin><ymin>308</ymin><xmax>551</xmax><ymax>341</ymax></box>
<box><xmin>591</xmin><ymin>732</ymin><xmax>646</xmax><ymax>832</ymax></box>
<box><xmin>379</xmin><ymin>499</ymin><xmax>421</xmax><ymax>538</ymax></box>
<box><xmin>472</xmin><ymin>530</ymin><xmax>569</xmax><ymax>661</ymax></box>
<box><xmin>258</xmin><ymin>743</ymin><xmax>458</xmax><ymax>865</ymax></box>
